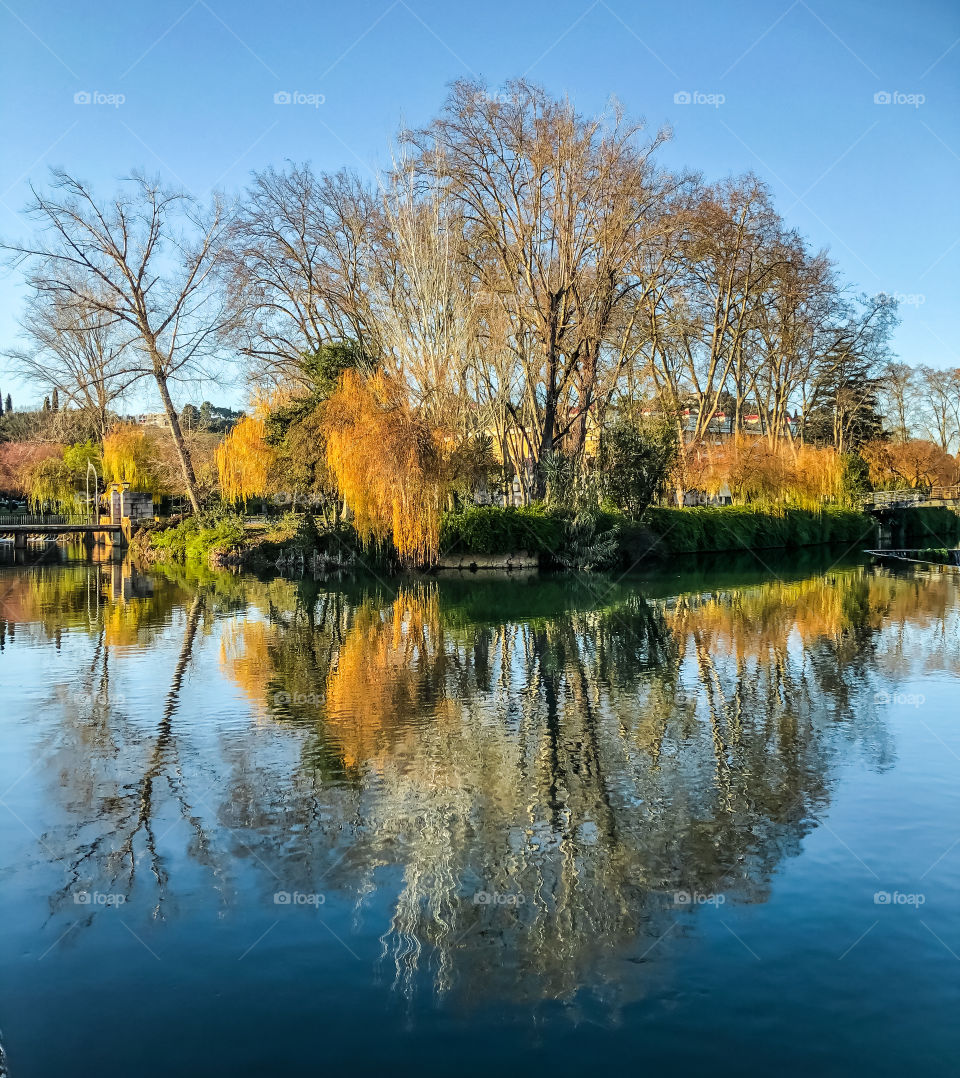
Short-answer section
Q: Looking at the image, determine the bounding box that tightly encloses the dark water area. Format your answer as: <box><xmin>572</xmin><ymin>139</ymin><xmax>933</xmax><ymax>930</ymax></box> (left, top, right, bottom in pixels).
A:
<box><xmin>1</xmin><ymin>546</ymin><xmax>958</xmax><ymax>1076</ymax></box>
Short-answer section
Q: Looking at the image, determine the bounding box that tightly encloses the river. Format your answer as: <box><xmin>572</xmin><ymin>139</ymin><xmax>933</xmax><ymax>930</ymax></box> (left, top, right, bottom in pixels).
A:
<box><xmin>1</xmin><ymin>547</ymin><xmax>958</xmax><ymax>1076</ymax></box>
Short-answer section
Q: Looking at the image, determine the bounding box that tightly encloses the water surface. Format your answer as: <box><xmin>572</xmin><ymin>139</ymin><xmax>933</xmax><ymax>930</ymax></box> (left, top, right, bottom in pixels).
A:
<box><xmin>1</xmin><ymin>549</ymin><xmax>958</xmax><ymax>1076</ymax></box>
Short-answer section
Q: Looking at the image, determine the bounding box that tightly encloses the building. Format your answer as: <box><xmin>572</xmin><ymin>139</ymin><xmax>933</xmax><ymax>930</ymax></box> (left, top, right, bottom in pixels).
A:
<box><xmin>127</xmin><ymin>412</ymin><xmax>170</xmax><ymax>429</ymax></box>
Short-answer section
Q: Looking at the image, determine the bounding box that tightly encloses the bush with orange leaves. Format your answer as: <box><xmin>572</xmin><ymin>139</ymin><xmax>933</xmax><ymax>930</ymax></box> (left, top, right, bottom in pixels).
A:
<box><xmin>679</xmin><ymin>437</ymin><xmax>845</xmax><ymax>509</ymax></box>
<box><xmin>861</xmin><ymin>439</ymin><xmax>958</xmax><ymax>491</ymax></box>
<box><xmin>321</xmin><ymin>369</ymin><xmax>470</xmax><ymax>565</ymax></box>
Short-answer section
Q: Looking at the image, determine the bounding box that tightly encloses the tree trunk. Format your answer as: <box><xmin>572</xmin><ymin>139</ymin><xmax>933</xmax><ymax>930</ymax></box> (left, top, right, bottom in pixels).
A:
<box><xmin>535</xmin><ymin>351</ymin><xmax>560</xmax><ymax>500</ymax></box>
<box><xmin>674</xmin><ymin>422</ymin><xmax>688</xmax><ymax>506</ymax></box>
<box><xmin>151</xmin><ymin>357</ymin><xmax>201</xmax><ymax>514</ymax></box>
<box><xmin>535</xmin><ymin>396</ymin><xmax>555</xmax><ymax>501</ymax></box>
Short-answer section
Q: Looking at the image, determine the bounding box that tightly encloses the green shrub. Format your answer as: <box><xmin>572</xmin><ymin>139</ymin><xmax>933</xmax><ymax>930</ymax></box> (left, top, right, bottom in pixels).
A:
<box><xmin>841</xmin><ymin>452</ymin><xmax>872</xmax><ymax>501</ymax></box>
<box><xmin>601</xmin><ymin>417</ymin><xmax>678</xmax><ymax>517</ymax></box>
<box><xmin>441</xmin><ymin>503</ymin><xmax>875</xmax><ymax>564</ymax></box>
<box><xmin>911</xmin><ymin>548</ymin><xmax>959</xmax><ymax>565</ymax></box>
<box><xmin>151</xmin><ymin>512</ymin><xmax>245</xmax><ymax>563</ymax></box>
<box><xmin>898</xmin><ymin>507</ymin><xmax>960</xmax><ymax>544</ymax></box>
<box><xmin>643</xmin><ymin>505</ymin><xmax>873</xmax><ymax>555</ymax></box>
<box><xmin>439</xmin><ymin>505</ymin><xmax>568</xmax><ymax>556</ymax></box>
<box><xmin>268</xmin><ymin>510</ymin><xmax>321</xmax><ymax>553</ymax></box>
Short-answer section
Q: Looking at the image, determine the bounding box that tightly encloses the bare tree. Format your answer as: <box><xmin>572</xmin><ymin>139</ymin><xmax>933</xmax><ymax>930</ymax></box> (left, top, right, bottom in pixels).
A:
<box><xmin>408</xmin><ymin>79</ymin><xmax>670</xmax><ymax>495</ymax></box>
<box><xmin>915</xmin><ymin>365</ymin><xmax>960</xmax><ymax>453</ymax></box>
<box><xmin>372</xmin><ymin>160</ymin><xmax>479</xmax><ymax>428</ymax></box>
<box><xmin>620</xmin><ymin>176</ymin><xmax>811</xmax><ymax>498</ymax></box>
<box><xmin>5</xmin><ymin>170</ymin><xmax>234</xmax><ymax>512</ymax></box>
<box><xmin>877</xmin><ymin>360</ymin><xmax>918</xmax><ymax>443</ymax></box>
<box><xmin>4</xmin><ymin>287</ymin><xmax>141</xmax><ymax>439</ymax></box>
<box><xmin>669</xmin><ymin>176</ymin><xmax>795</xmax><ymax>446</ymax></box>
<box><xmin>226</xmin><ymin>164</ymin><xmax>378</xmax><ymax>390</ymax></box>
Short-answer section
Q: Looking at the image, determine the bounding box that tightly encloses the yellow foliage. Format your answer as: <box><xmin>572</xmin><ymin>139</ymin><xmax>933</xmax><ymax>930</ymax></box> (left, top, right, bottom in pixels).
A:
<box><xmin>102</xmin><ymin>425</ymin><xmax>163</xmax><ymax>495</ymax></box>
<box><xmin>322</xmin><ymin>369</ymin><xmax>451</xmax><ymax>564</ymax></box>
<box><xmin>684</xmin><ymin>437</ymin><xmax>844</xmax><ymax>508</ymax></box>
<box><xmin>861</xmin><ymin>439</ymin><xmax>958</xmax><ymax>490</ymax></box>
<box><xmin>24</xmin><ymin>449</ymin><xmax>74</xmax><ymax>511</ymax></box>
<box><xmin>216</xmin><ymin>410</ymin><xmax>275</xmax><ymax>505</ymax></box>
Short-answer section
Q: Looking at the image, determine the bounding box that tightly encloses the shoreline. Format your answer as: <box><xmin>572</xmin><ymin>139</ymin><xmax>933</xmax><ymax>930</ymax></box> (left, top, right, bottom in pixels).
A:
<box><xmin>125</xmin><ymin>503</ymin><xmax>960</xmax><ymax>575</ymax></box>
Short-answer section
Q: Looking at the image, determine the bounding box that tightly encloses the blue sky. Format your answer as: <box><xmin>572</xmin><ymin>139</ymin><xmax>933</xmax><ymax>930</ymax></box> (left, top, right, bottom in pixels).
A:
<box><xmin>0</xmin><ymin>0</ymin><xmax>957</xmax><ymax>411</ymax></box>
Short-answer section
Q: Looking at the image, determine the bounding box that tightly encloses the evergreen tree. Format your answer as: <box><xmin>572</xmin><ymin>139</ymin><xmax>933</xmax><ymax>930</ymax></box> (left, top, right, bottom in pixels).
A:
<box><xmin>51</xmin><ymin>387</ymin><xmax>60</xmax><ymax>412</ymax></box>
<box><xmin>802</xmin><ymin>296</ymin><xmax>896</xmax><ymax>454</ymax></box>
<box><xmin>601</xmin><ymin>418</ymin><xmax>679</xmax><ymax>518</ymax></box>
<box><xmin>802</xmin><ymin>357</ymin><xmax>886</xmax><ymax>453</ymax></box>
<box><xmin>180</xmin><ymin>403</ymin><xmax>200</xmax><ymax>431</ymax></box>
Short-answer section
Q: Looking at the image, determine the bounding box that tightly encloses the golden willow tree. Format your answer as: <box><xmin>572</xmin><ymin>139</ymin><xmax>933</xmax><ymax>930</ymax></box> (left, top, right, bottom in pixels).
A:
<box><xmin>322</xmin><ymin>369</ymin><xmax>466</xmax><ymax>564</ymax></box>
<box><xmin>24</xmin><ymin>449</ymin><xmax>74</xmax><ymax>512</ymax></box>
<box><xmin>102</xmin><ymin>426</ymin><xmax>164</xmax><ymax>497</ymax></box>
<box><xmin>215</xmin><ymin>408</ymin><xmax>276</xmax><ymax>506</ymax></box>
<box><xmin>687</xmin><ymin>438</ymin><xmax>845</xmax><ymax>509</ymax></box>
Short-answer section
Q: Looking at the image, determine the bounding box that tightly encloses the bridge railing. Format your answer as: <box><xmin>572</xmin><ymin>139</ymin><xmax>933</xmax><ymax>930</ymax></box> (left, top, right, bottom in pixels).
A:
<box><xmin>0</xmin><ymin>513</ymin><xmax>93</xmax><ymax>527</ymax></box>
<box><xmin>861</xmin><ymin>487</ymin><xmax>960</xmax><ymax>509</ymax></box>
<box><xmin>860</xmin><ymin>490</ymin><xmax>924</xmax><ymax>509</ymax></box>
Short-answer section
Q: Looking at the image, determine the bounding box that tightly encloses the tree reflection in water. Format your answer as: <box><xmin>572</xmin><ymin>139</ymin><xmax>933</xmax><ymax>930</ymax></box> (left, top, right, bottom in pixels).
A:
<box><xmin>7</xmin><ymin>556</ymin><xmax>957</xmax><ymax>1010</ymax></box>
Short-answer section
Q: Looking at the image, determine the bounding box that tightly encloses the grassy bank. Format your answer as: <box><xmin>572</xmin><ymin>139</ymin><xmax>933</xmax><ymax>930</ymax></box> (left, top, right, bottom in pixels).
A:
<box><xmin>132</xmin><ymin>512</ymin><xmax>366</xmax><ymax>570</ymax></box>
<box><xmin>134</xmin><ymin>503</ymin><xmax>957</xmax><ymax>574</ymax></box>
<box><xmin>439</xmin><ymin>505</ymin><xmax>568</xmax><ymax>556</ymax></box>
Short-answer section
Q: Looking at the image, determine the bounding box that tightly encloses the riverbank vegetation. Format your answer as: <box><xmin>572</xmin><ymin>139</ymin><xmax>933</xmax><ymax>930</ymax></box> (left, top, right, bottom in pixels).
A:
<box><xmin>2</xmin><ymin>79</ymin><xmax>959</xmax><ymax>568</ymax></box>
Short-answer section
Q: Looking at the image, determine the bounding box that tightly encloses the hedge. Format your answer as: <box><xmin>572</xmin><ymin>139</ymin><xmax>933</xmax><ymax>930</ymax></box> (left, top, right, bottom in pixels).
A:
<box><xmin>632</xmin><ymin>505</ymin><xmax>874</xmax><ymax>555</ymax></box>
<box><xmin>440</xmin><ymin>503</ymin><xmax>877</xmax><ymax>562</ymax></box>
<box><xmin>897</xmin><ymin>507</ymin><xmax>960</xmax><ymax>545</ymax></box>
<box><xmin>439</xmin><ymin>505</ymin><xmax>568</xmax><ymax>556</ymax></box>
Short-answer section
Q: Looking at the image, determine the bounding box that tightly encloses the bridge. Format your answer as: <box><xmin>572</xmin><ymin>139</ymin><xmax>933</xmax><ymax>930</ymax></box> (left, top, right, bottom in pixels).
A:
<box><xmin>0</xmin><ymin>514</ymin><xmax>127</xmax><ymax>549</ymax></box>
<box><xmin>860</xmin><ymin>486</ymin><xmax>960</xmax><ymax>511</ymax></box>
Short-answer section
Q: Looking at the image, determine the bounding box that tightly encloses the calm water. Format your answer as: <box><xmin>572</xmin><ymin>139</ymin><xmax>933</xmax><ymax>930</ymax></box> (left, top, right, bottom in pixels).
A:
<box><xmin>1</xmin><ymin>548</ymin><xmax>958</xmax><ymax>1076</ymax></box>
